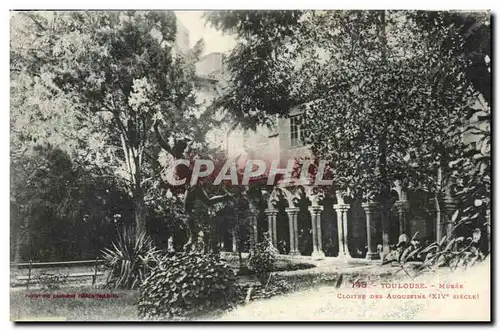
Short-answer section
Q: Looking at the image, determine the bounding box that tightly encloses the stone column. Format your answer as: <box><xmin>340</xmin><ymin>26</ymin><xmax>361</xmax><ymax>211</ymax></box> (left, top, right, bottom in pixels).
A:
<box><xmin>231</xmin><ymin>228</ymin><xmax>237</xmax><ymax>253</ymax></box>
<box><xmin>443</xmin><ymin>195</ymin><xmax>458</xmax><ymax>239</ymax></box>
<box><xmin>333</xmin><ymin>204</ymin><xmax>351</xmax><ymax>259</ymax></box>
<box><xmin>167</xmin><ymin>236</ymin><xmax>175</xmax><ymax>253</ymax></box>
<box><xmin>308</xmin><ymin>206</ymin><xmax>325</xmax><ymax>259</ymax></box>
<box><xmin>264</xmin><ymin>208</ymin><xmax>278</xmax><ymax>247</ymax></box>
<box><xmin>428</xmin><ymin>197</ymin><xmax>441</xmax><ymax>242</ymax></box>
<box><xmin>285</xmin><ymin>207</ymin><xmax>300</xmax><ymax>255</ymax></box>
<box><xmin>250</xmin><ymin>215</ymin><xmax>258</xmax><ymax>248</ymax></box>
<box><xmin>395</xmin><ymin>200</ymin><xmax>409</xmax><ymax>235</ymax></box>
<box><xmin>362</xmin><ymin>202</ymin><xmax>380</xmax><ymax>260</ymax></box>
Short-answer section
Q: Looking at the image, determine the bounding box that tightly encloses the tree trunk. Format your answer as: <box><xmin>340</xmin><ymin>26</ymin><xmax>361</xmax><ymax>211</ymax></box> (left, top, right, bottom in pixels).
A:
<box><xmin>378</xmin><ymin>10</ymin><xmax>391</xmax><ymax>255</ymax></box>
<box><xmin>133</xmin><ymin>157</ymin><xmax>146</xmax><ymax>236</ymax></box>
<box><xmin>378</xmin><ymin>134</ymin><xmax>391</xmax><ymax>255</ymax></box>
<box><xmin>120</xmin><ymin>126</ymin><xmax>147</xmax><ymax>237</ymax></box>
<box><xmin>133</xmin><ymin>190</ymin><xmax>146</xmax><ymax>235</ymax></box>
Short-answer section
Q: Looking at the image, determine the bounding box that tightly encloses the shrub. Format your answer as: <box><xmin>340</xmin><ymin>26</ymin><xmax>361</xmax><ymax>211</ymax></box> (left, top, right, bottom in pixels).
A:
<box><xmin>249</xmin><ymin>279</ymin><xmax>292</xmax><ymax>301</ymax></box>
<box><xmin>383</xmin><ymin>228</ymin><xmax>486</xmax><ymax>278</ymax></box>
<box><xmin>102</xmin><ymin>227</ymin><xmax>163</xmax><ymax>289</ymax></box>
<box><xmin>247</xmin><ymin>234</ymin><xmax>279</xmax><ymax>277</ymax></box>
<box><xmin>137</xmin><ymin>252</ymin><xmax>237</xmax><ymax>320</ymax></box>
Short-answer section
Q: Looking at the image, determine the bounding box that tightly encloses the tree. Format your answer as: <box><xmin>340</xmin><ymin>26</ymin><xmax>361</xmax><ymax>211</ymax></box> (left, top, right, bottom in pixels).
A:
<box><xmin>10</xmin><ymin>144</ymin><xmax>133</xmax><ymax>262</ymax></box>
<box><xmin>11</xmin><ymin>11</ymin><xmax>208</xmax><ymax>236</ymax></box>
<box><xmin>206</xmin><ymin>10</ymin><xmax>489</xmax><ymax>252</ymax></box>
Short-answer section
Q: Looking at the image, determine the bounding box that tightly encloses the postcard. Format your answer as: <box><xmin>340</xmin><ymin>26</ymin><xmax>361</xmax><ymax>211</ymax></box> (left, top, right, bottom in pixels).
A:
<box><xmin>10</xmin><ymin>9</ymin><xmax>491</xmax><ymax>322</ymax></box>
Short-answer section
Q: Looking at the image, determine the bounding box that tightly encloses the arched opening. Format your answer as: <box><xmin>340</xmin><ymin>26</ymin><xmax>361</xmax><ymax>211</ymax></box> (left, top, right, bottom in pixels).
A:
<box><xmin>346</xmin><ymin>195</ymin><xmax>367</xmax><ymax>258</ymax></box>
<box><xmin>274</xmin><ymin>194</ymin><xmax>290</xmax><ymax>254</ymax></box>
<box><xmin>321</xmin><ymin>193</ymin><xmax>338</xmax><ymax>257</ymax></box>
<box><xmin>267</xmin><ymin>188</ymin><xmax>293</xmax><ymax>254</ymax></box>
<box><xmin>407</xmin><ymin>189</ymin><xmax>434</xmax><ymax>242</ymax></box>
<box><xmin>294</xmin><ymin>187</ymin><xmax>313</xmax><ymax>256</ymax></box>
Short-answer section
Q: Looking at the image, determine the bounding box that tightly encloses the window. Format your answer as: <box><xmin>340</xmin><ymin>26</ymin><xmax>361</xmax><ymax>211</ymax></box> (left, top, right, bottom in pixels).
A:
<box><xmin>290</xmin><ymin>115</ymin><xmax>307</xmax><ymax>147</ymax></box>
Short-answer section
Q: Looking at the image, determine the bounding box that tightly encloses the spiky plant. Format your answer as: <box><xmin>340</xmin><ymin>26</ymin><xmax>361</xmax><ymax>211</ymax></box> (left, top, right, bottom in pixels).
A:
<box><xmin>102</xmin><ymin>227</ymin><xmax>163</xmax><ymax>289</ymax></box>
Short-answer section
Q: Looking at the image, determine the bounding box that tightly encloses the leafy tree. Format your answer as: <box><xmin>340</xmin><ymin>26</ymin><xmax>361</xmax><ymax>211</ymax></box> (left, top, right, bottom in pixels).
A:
<box><xmin>412</xmin><ymin>11</ymin><xmax>491</xmax><ymax>105</ymax></box>
<box><xmin>11</xmin><ymin>11</ymin><xmax>208</xmax><ymax>235</ymax></box>
<box><xmin>11</xmin><ymin>144</ymin><xmax>133</xmax><ymax>262</ymax></box>
<box><xmin>206</xmin><ymin>10</ymin><xmax>490</xmax><ymax>253</ymax></box>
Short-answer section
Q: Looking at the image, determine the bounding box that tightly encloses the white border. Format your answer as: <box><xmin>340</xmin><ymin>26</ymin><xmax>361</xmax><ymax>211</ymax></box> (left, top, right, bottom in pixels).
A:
<box><xmin>1</xmin><ymin>1</ymin><xmax>497</xmax><ymax>330</ymax></box>
<box><xmin>3</xmin><ymin>0</ymin><xmax>497</xmax><ymax>10</ymax></box>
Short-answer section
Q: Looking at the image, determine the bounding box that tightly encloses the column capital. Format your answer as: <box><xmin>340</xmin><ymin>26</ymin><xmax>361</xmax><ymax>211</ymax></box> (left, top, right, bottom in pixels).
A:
<box><xmin>361</xmin><ymin>202</ymin><xmax>378</xmax><ymax>212</ymax></box>
<box><xmin>333</xmin><ymin>203</ymin><xmax>350</xmax><ymax>212</ymax></box>
<box><xmin>285</xmin><ymin>207</ymin><xmax>300</xmax><ymax>215</ymax></box>
<box><xmin>264</xmin><ymin>208</ymin><xmax>278</xmax><ymax>216</ymax></box>
<box><xmin>308</xmin><ymin>205</ymin><xmax>324</xmax><ymax>214</ymax></box>
<box><xmin>394</xmin><ymin>200</ymin><xmax>409</xmax><ymax>211</ymax></box>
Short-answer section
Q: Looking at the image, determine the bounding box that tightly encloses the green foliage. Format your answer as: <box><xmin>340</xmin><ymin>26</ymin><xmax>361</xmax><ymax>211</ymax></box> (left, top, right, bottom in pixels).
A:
<box><xmin>10</xmin><ymin>144</ymin><xmax>133</xmax><ymax>261</ymax></box>
<box><xmin>102</xmin><ymin>227</ymin><xmax>162</xmax><ymax>289</ymax></box>
<box><xmin>11</xmin><ymin>11</ymin><xmax>211</xmax><ymax>234</ymax></box>
<box><xmin>206</xmin><ymin>10</ymin><xmax>490</xmax><ymax>208</ymax></box>
<box><xmin>250</xmin><ymin>279</ymin><xmax>292</xmax><ymax>300</ymax></box>
<box><xmin>383</xmin><ymin>229</ymin><xmax>486</xmax><ymax>278</ymax></box>
<box><xmin>136</xmin><ymin>252</ymin><xmax>236</xmax><ymax>320</ymax></box>
<box><xmin>451</xmin><ymin>104</ymin><xmax>491</xmax><ymax>230</ymax></box>
<box><xmin>247</xmin><ymin>234</ymin><xmax>279</xmax><ymax>276</ymax></box>
<box><xmin>204</xmin><ymin>11</ymin><xmax>304</xmax><ymax>130</ymax></box>
<box><xmin>411</xmin><ymin>11</ymin><xmax>491</xmax><ymax>105</ymax></box>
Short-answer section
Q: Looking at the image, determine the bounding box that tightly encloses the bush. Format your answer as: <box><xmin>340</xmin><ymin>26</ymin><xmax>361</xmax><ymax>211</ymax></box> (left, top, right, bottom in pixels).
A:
<box><xmin>102</xmin><ymin>227</ymin><xmax>163</xmax><ymax>289</ymax></box>
<box><xmin>247</xmin><ymin>234</ymin><xmax>279</xmax><ymax>277</ymax></box>
<box><xmin>383</xmin><ymin>229</ymin><xmax>486</xmax><ymax>278</ymax></box>
<box><xmin>137</xmin><ymin>252</ymin><xmax>237</xmax><ymax>320</ymax></box>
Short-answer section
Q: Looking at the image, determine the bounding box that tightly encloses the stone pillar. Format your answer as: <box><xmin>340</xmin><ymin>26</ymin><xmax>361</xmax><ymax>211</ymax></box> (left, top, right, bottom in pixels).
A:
<box><xmin>308</xmin><ymin>206</ymin><xmax>325</xmax><ymax>259</ymax></box>
<box><xmin>250</xmin><ymin>215</ymin><xmax>258</xmax><ymax>248</ymax></box>
<box><xmin>264</xmin><ymin>208</ymin><xmax>278</xmax><ymax>247</ymax></box>
<box><xmin>167</xmin><ymin>236</ymin><xmax>175</xmax><ymax>253</ymax></box>
<box><xmin>231</xmin><ymin>228</ymin><xmax>237</xmax><ymax>253</ymax></box>
<box><xmin>362</xmin><ymin>202</ymin><xmax>380</xmax><ymax>260</ymax></box>
<box><xmin>429</xmin><ymin>197</ymin><xmax>441</xmax><ymax>242</ymax></box>
<box><xmin>443</xmin><ymin>196</ymin><xmax>458</xmax><ymax>239</ymax></box>
<box><xmin>285</xmin><ymin>207</ymin><xmax>300</xmax><ymax>255</ymax></box>
<box><xmin>333</xmin><ymin>204</ymin><xmax>351</xmax><ymax>259</ymax></box>
<box><xmin>395</xmin><ymin>200</ymin><xmax>409</xmax><ymax>235</ymax></box>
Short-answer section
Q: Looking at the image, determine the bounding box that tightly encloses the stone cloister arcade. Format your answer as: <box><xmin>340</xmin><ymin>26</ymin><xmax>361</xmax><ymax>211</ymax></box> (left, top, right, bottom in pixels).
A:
<box><xmin>234</xmin><ymin>183</ymin><xmax>460</xmax><ymax>260</ymax></box>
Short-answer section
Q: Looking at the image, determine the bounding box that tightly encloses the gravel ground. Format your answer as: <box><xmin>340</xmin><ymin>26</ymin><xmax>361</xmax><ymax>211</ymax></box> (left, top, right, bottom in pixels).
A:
<box><xmin>217</xmin><ymin>259</ymin><xmax>490</xmax><ymax>322</ymax></box>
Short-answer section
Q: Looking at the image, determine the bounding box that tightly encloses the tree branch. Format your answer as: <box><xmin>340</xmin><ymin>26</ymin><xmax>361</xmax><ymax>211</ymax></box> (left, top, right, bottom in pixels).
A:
<box><xmin>153</xmin><ymin>121</ymin><xmax>173</xmax><ymax>155</ymax></box>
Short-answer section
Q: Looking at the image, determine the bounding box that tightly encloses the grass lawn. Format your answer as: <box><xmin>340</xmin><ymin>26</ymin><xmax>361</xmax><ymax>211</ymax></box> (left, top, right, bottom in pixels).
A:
<box><xmin>10</xmin><ymin>255</ymin><xmax>318</xmax><ymax>321</ymax></box>
<box><xmin>9</xmin><ymin>256</ymin><xmax>409</xmax><ymax>321</ymax></box>
<box><xmin>10</xmin><ymin>287</ymin><xmax>139</xmax><ymax>321</ymax></box>
<box><xmin>221</xmin><ymin>253</ymin><xmax>317</xmax><ymax>271</ymax></box>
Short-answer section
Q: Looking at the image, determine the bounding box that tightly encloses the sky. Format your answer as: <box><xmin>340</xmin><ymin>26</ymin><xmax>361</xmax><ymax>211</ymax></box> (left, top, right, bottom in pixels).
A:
<box><xmin>175</xmin><ymin>11</ymin><xmax>237</xmax><ymax>56</ymax></box>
